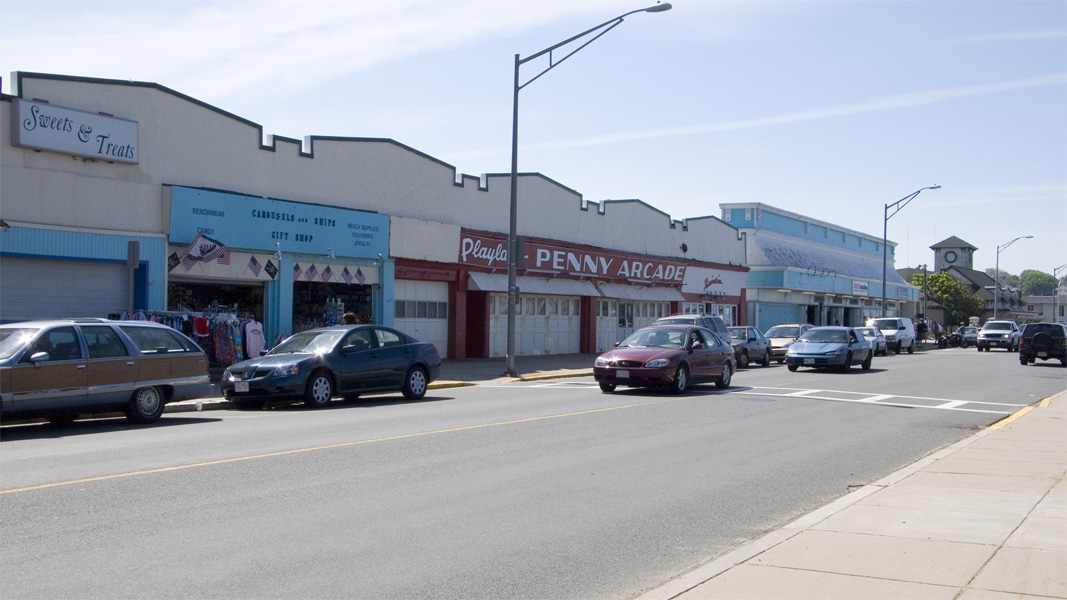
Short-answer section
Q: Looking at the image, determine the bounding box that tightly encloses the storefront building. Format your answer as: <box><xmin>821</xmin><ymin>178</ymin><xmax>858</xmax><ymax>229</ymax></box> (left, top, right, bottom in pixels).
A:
<box><xmin>721</xmin><ymin>203</ymin><xmax>919</xmax><ymax>329</ymax></box>
<box><xmin>2</xmin><ymin>71</ymin><xmax>747</xmax><ymax>363</ymax></box>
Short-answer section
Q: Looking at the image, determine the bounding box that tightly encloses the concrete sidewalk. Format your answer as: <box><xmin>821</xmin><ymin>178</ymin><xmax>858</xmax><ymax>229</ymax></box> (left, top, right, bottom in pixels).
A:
<box><xmin>638</xmin><ymin>390</ymin><xmax>1067</xmax><ymax>600</ymax></box>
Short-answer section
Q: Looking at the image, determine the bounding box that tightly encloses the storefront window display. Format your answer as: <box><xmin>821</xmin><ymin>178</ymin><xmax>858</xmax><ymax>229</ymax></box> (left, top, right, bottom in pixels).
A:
<box><xmin>292</xmin><ymin>280</ymin><xmax>373</xmax><ymax>332</ymax></box>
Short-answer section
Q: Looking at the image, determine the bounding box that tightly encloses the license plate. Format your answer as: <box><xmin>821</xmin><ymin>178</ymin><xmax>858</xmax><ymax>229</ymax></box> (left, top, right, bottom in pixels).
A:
<box><xmin>235</xmin><ymin>381</ymin><xmax>249</xmax><ymax>393</ymax></box>
<box><xmin>1038</xmin><ymin>352</ymin><xmax>1048</xmax><ymax>358</ymax></box>
<box><xmin>617</xmin><ymin>370</ymin><xmax>630</xmax><ymax>379</ymax></box>
<box><xmin>804</xmin><ymin>359</ymin><xmax>815</xmax><ymax>365</ymax></box>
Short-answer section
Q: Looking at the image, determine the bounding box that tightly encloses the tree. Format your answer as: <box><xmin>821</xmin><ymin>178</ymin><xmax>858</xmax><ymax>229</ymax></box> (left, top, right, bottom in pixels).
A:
<box><xmin>912</xmin><ymin>272</ymin><xmax>986</xmax><ymax>326</ymax></box>
<box><xmin>985</xmin><ymin>268</ymin><xmax>1020</xmax><ymax>288</ymax></box>
<box><xmin>1019</xmin><ymin>270</ymin><xmax>1057</xmax><ymax>296</ymax></box>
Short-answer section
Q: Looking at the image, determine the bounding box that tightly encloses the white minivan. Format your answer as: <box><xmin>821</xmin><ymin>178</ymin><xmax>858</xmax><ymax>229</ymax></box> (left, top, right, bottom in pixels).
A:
<box><xmin>867</xmin><ymin>317</ymin><xmax>916</xmax><ymax>354</ymax></box>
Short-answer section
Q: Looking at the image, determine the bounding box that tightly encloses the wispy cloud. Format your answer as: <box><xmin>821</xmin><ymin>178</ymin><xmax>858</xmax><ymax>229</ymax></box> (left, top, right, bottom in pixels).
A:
<box><xmin>948</xmin><ymin>30</ymin><xmax>1067</xmax><ymax>43</ymax></box>
<box><xmin>452</xmin><ymin>72</ymin><xmax>1067</xmax><ymax>156</ymax></box>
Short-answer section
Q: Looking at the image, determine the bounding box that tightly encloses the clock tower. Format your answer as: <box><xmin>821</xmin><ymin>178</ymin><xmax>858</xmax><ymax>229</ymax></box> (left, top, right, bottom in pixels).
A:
<box><xmin>931</xmin><ymin>236</ymin><xmax>977</xmax><ymax>272</ymax></box>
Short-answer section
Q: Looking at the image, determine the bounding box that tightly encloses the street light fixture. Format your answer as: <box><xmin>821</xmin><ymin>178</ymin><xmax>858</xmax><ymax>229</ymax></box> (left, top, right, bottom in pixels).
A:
<box><xmin>504</xmin><ymin>2</ymin><xmax>672</xmax><ymax>376</ymax></box>
<box><xmin>1053</xmin><ymin>263</ymin><xmax>1067</xmax><ymax>324</ymax></box>
<box><xmin>881</xmin><ymin>185</ymin><xmax>940</xmax><ymax>318</ymax></box>
<box><xmin>993</xmin><ymin>235</ymin><xmax>1033</xmax><ymax>320</ymax></box>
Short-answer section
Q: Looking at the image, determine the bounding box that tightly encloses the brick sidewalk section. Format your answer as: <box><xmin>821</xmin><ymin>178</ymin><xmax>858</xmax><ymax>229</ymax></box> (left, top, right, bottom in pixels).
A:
<box><xmin>637</xmin><ymin>390</ymin><xmax>1066</xmax><ymax>600</ymax></box>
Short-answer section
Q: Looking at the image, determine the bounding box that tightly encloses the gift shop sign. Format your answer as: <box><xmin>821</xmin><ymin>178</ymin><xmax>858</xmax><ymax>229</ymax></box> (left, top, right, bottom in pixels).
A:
<box><xmin>459</xmin><ymin>232</ymin><xmax>687</xmax><ymax>284</ymax></box>
<box><xmin>12</xmin><ymin>99</ymin><xmax>138</xmax><ymax>164</ymax></box>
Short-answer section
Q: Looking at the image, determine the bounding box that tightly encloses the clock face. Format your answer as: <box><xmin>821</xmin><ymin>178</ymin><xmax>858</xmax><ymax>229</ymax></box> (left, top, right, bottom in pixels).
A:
<box><xmin>945</xmin><ymin>251</ymin><xmax>957</xmax><ymax>264</ymax></box>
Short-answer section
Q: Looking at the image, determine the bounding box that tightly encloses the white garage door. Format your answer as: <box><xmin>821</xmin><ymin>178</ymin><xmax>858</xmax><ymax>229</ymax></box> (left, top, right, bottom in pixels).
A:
<box><xmin>0</xmin><ymin>257</ymin><xmax>128</xmax><ymax>322</ymax></box>
<box><xmin>393</xmin><ymin>280</ymin><xmax>450</xmax><ymax>358</ymax></box>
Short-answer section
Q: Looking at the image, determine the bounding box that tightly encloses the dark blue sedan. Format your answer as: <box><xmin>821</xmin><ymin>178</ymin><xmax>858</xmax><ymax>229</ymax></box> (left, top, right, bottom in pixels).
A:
<box><xmin>785</xmin><ymin>326</ymin><xmax>873</xmax><ymax>372</ymax></box>
<box><xmin>222</xmin><ymin>325</ymin><xmax>441</xmax><ymax>409</ymax></box>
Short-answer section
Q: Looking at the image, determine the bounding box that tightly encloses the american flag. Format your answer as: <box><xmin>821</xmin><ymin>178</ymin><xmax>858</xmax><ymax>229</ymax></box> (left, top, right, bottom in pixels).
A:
<box><xmin>341</xmin><ymin>267</ymin><xmax>353</xmax><ymax>284</ymax></box>
<box><xmin>293</xmin><ymin>263</ymin><xmax>303</xmax><ymax>281</ymax></box>
<box><xmin>305</xmin><ymin>264</ymin><xmax>318</xmax><ymax>281</ymax></box>
<box><xmin>180</xmin><ymin>232</ymin><xmax>230</xmax><ymax>270</ymax></box>
<box><xmin>355</xmin><ymin>267</ymin><xmax>366</xmax><ymax>284</ymax></box>
<box><xmin>248</xmin><ymin>256</ymin><xmax>262</xmax><ymax>276</ymax></box>
<box><xmin>321</xmin><ymin>265</ymin><xmax>333</xmax><ymax>283</ymax></box>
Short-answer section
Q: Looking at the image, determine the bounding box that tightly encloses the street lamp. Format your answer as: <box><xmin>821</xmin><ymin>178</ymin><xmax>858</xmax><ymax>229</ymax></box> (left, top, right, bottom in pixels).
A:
<box><xmin>881</xmin><ymin>185</ymin><xmax>940</xmax><ymax>318</ymax></box>
<box><xmin>504</xmin><ymin>2</ymin><xmax>672</xmax><ymax>376</ymax></box>
<box><xmin>993</xmin><ymin>235</ymin><xmax>1033</xmax><ymax>320</ymax></box>
<box><xmin>1053</xmin><ymin>263</ymin><xmax>1067</xmax><ymax>324</ymax></box>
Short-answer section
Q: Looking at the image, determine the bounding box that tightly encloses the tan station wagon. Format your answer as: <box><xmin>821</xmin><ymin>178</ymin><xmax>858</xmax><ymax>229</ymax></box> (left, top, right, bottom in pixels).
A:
<box><xmin>0</xmin><ymin>319</ymin><xmax>211</xmax><ymax>425</ymax></box>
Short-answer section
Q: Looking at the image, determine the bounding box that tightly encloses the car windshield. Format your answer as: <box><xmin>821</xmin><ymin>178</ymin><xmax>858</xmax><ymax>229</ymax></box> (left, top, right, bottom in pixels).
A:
<box><xmin>619</xmin><ymin>329</ymin><xmax>686</xmax><ymax>349</ymax></box>
<box><xmin>868</xmin><ymin>319</ymin><xmax>900</xmax><ymax>330</ymax></box>
<box><xmin>801</xmin><ymin>329</ymin><xmax>848</xmax><ymax>344</ymax></box>
<box><xmin>0</xmin><ymin>328</ymin><xmax>39</xmax><ymax>360</ymax></box>
<box><xmin>765</xmin><ymin>326</ymin><xmax>799</xmax><ymax>338</ymax></box>
<box><xmin>270</xmin><ymin>330</ymin><xmax>344</xmax><ymax>355</ymax></box>
<box><xmin>983</xmin><ymin>322</ymin><xmax>1012</xmax><ymax>331</ymax></box>
<box><xmin>728</xmin><ymin>328</ymin><xmax>747</xmax><ymax>340</ymax></box>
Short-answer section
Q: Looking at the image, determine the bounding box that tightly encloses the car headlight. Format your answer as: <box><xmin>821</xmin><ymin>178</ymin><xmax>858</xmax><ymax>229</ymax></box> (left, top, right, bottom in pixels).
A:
<box><xmin>645</xmin><ymin>358</ymin><xmax>669</xmax><ymax>368</ymax></box>
<box><xmin>223</xmin><ymin>368</ymin><xmax>233</xmax><ymax>382</ymax></box>
<box><xmin>826</xmin><ymin>349</ymin><xmax>845</xmax><ymax>356</ymax></box>
<box><xmin>595</xmin><ymin>357</ymin><xmax>608</xmax><ymax>367</ymax></box>
<box><xmin>273</xmin><ymin>364</ymin><xmax>300</xmax><ymax>377</ymax></box>
<box><xmin>786</xmin><ymin>348</ymin><xmax>797</xmax><ymax>355</ymax></box>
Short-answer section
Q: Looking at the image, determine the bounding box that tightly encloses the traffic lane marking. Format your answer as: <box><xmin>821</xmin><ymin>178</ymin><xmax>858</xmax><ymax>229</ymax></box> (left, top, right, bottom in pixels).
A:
<box><xmin>0</xmin><ymin>395</ymin><xmax>680</xmax><ymax>495</ymax></box>
<box><xmin>735</xmin><ymin>387</ymin><xmax>1022</xmax><ymax>414</ymax></box>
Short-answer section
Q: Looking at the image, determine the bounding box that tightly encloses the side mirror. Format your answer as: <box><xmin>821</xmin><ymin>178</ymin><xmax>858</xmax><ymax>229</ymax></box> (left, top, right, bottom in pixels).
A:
<box><xmin>29</xmin><ymin>351</ymin><xmax>49</xmax><ymax>366</ymax></box>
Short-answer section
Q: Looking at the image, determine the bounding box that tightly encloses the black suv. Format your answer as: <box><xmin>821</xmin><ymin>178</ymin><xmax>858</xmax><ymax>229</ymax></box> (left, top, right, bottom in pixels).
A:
<box><xmin>1018</xmin><ymin>323</ymin><xmax>1067</xmax><ymax>367</ymax></box>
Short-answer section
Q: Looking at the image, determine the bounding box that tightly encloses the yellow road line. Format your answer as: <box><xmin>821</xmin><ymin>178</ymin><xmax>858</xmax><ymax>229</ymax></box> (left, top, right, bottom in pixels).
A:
<box><xmin>988</xmin><ymin>406</ymin><xmax>1035</xmax><ymax>430</ymax></box>
<box><xmin>2</xmin><ymin>400</ymin><xmax>667</xmax><ymax>495</ymax></box>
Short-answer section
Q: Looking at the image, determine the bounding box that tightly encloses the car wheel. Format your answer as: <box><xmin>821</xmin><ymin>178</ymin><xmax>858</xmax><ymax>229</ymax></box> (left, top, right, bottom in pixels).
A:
<box><xmin>304</xmin><ymin>371</ymin><xmax>333</xmax><ymax>408</ymax></box>
<box><xmin>787</xmin><ymin>364</ymin><xmax>798</xmax><ymax>372</ymax></box>
<box><xmin>762</xmin><ymin>350</ymin><xmax>772</xmax><ymax>366</ymax></box>
<box><xmin>961</xmin><ymin>340</ymin><xmax>969</xmax><ymax>348</ymax></box>
<box><xmin>737</xmin><ymin>351</ymin><xmax>749</xmax><ymax>369</ymax></box>
<box><xmin>716</xmin><ymin>362</ymin><xmax>732</xmax><ymax>389</ymax></box>
<box><xmin>842</xmin><ymin>352</ymin><xmax>853</xmax><ymax>372</ymax></box>
<box><xmin>1020</xmin><ymin>355</ymin><xmax>1029</xmax><ymax>366</ymax></box>
<box><xmin>402</xmin><ymin>366</ymin><xmax>429</xmax><ymax>400</ymax></box>
<box><xmin>126</xmin><ymin>385</ymin><xmax>165</xmax><ymax>424</ymax></box>
<box><xmin>906</xmin><ymin>341</ymin><xmax>914</xmax><ymax>354</ymax></box>
<box><xmin>669</xmin><ymin>365</ymin><xmax>689</xmax><ymax>394</ymax></box>
<box><xmin>599</xmin><ymin>382</ymin><xmax>617</xmax><ymax>393</ymax></box>
<box><xmin>862</xmin><ymin>351</ymin><xmax>872</xmax><ymax>370</ymax></box>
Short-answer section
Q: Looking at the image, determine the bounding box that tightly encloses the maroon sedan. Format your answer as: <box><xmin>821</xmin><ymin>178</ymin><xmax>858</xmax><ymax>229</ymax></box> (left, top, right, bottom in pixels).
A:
<box><xmin>593</xmin><ymin>325</ymin><xmax>736</xmax><ymax>393</ymax></box>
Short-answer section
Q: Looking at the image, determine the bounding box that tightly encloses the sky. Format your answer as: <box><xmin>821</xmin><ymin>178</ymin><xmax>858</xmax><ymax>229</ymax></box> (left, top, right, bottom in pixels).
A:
<box><xmin>2</xmin><ymin>0</ymin><xmax>1064</xmax><ymax>280</ymax></box>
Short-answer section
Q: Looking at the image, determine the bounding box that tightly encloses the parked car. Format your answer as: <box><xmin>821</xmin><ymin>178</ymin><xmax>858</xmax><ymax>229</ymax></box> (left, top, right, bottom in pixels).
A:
<box><xmin>727</xmin><ymin>326</ymin><xmax>771</xmax><ymax>368</ymax></box>
<box><xmin>221</xmin><ymin>325</ymin><xmax>441</xmax><ymax>409</ymax></box>
<box><xmin>652</xmin><ymin>314</ymin><xmax>729</xmax><ymax>339</ymax></box>
<box><xmin>1018</xmin><ymin>323</ymin><xmax>1067</xmax><ymax>366</ymax></box>
<box><xmin>855</xmin><ymin>326</ymin><xmax>888</xmax><ymax>356</ymax></box>
<box><xmin>0</xmin><ymin>318</ymin><xmax>210</xmax><ymax>424</ymax></box>
<box><xmin>764</xmin><ymin>323</ymin><xmax>814</xmax><ymax>363</ymax></box>
<box><xmin>785</xmin><ymin>326</ymin><xmax>874</xmax><ymax>372</ymax></box>
<box><xmin>955</xmin><ymin>326</ymin><xmax>978</xmax><ymax>348</ymax></box>
<box><xmin>977</xmin><ymin>320</ymin><xmax>1021</xmax><ymax>352</ymax></box>
<box><xmin>866</xmin><ymin>317</ymin><xmax>916</xmax><ymax>354</ymax></box>
<box><xmin>593</xmin><ymin>325</ymin><xmax>735</xmax><ymax>393</ymax></box>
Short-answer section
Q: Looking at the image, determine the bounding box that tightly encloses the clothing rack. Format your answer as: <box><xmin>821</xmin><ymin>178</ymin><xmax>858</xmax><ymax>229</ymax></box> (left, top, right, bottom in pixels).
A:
<box><xmin>118</xmin><ymin>309</ymin><xmax>263</xmax><ymax>367</ymax></box>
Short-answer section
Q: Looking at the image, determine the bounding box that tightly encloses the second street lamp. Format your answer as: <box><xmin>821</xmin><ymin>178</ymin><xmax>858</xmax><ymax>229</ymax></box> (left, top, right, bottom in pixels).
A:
<box><xmin>504</xmin><ymin>3</ymin><xmax>672</xmax><ymax>376</ymax></box>
<box><xmin>993</xmin><ymin>235</ymin><xmax>1033</xmax><ymax>320</ymax></box>
<box><xmin>881</xmin><ymin>185</ymin><xmax>940</xmax><ymax>318</ymax></box>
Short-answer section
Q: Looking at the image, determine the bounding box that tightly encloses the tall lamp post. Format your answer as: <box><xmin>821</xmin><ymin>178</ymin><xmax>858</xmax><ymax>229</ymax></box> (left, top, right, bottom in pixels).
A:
<box><xmin>993</xmin><ymin>235</ymin><xmax>1032</xmax><ymax>320</ymax></box>
<box><xmin>1053</xmin><ymin>263</ymin><xmax>1067</xmax><ymax>324</ymax></box>
<box><xmin>505</xmin><ymin>2</ymin><xmax>672</xmax><ymax>376</ymax></box>
<box><xmin>881</xmin><ymin>185</ymin><xmax>940</xmax><ymax>318</ymax></box>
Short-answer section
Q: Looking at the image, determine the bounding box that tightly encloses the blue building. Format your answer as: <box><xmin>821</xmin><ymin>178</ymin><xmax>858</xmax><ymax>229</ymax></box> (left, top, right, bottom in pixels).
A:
<box><xmin>721</xmin><ymin>203</ymin><xmax>918</xmax><ymax>329</ymax></box>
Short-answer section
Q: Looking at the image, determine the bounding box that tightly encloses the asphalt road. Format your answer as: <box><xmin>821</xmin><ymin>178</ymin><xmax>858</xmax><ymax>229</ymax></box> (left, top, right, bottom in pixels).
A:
<box><xmin>1</xmin><ymin>347</ymin><xmax>1063</xmax><ymax>599</ymax></box>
